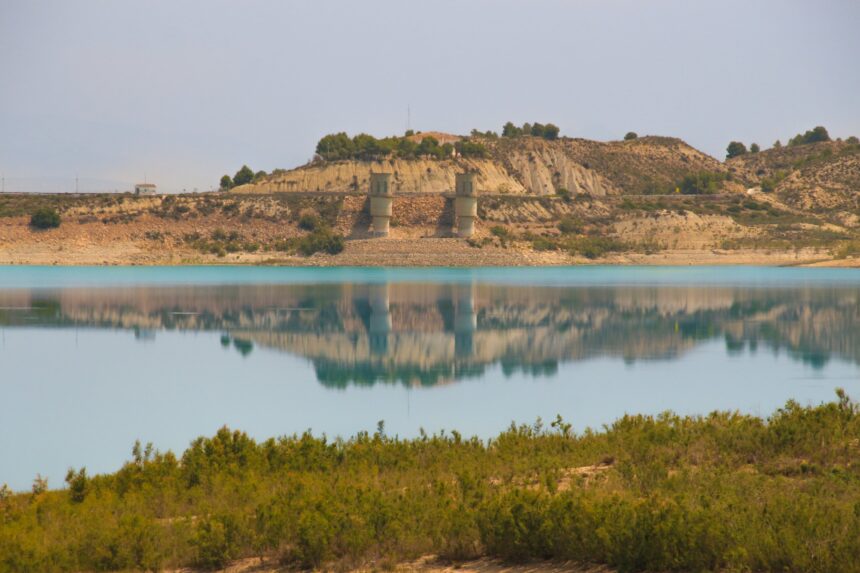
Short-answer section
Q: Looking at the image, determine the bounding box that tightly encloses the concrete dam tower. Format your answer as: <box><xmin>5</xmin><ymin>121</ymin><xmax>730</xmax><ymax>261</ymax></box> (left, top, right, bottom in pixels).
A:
<box><xmin>369</xmin><ymin>172</ymin><xmax>394</xmax><ymax>236</ymax></box>
<box><xmin>454</xmin><ymin>172</ymin><xmax>478</xmax><ymax>237</ymax></box>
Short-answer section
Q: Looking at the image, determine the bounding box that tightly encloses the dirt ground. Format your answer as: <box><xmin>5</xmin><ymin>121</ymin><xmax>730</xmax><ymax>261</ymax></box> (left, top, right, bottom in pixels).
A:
<box><xmin>1</xmin><ymin>208</ymin><xmax>857</xmax><ymax>268</ymax></box>
<box><xmin>168</xmin><ymin>556</ymin><xmax>612</xmax><ymax>573</ymax></box>
<box><xmin>0</xmin><ymin>230</ymin><xmax>853</xmax><ymax>268</ymax></box>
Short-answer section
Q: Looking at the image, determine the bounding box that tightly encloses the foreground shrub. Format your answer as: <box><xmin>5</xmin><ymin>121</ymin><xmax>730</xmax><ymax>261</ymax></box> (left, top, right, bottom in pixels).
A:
<box><xmin>1</xmin><ymin>392</ymin><xmax>859</xmax><ymax>572</ymax></box>
<box><xmin>30</xmin><ymin>207</ymin><xmax>61</xmax><ymax>229</ymax></box>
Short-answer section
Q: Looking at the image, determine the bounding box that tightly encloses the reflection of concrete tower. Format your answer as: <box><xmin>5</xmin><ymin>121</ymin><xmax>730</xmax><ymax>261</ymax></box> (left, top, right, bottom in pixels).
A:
<box><xmin>454</xmin><ymin>284</ymin><xmax>477</xmax><ymax>357</ymax></box>
<box><xmin>454</xmin><ymin>172</ymin><xmax>478</xmax><ymax>237</ymax></box>
<box><xmin>368</xmin><ymin>283</ymin><xmax>391</xmax><ymax>355</ymax></box>
<box><xmin>369</xmin><ymin>172</ymin><xmax>394</xmax><ymax>236</ymax></box>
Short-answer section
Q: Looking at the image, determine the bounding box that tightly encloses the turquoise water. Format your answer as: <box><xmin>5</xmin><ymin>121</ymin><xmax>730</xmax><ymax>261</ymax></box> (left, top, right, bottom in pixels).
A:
<box><xmin>2</xmin><ymin>265</ymin><xmax>860</xmax><ymax>288</ymax></box>
<box><xmin>1</xmin><ymin>266</ymin><xmax>859</xmax><ymax>491</ymax></box>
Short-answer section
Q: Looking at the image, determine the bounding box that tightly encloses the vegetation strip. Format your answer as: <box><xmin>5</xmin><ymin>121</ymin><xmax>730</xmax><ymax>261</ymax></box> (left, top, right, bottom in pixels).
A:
<box><xmin>2</xmin><ymin>392</ymin><xmax>859</xmax><ymax>572</ymax></box>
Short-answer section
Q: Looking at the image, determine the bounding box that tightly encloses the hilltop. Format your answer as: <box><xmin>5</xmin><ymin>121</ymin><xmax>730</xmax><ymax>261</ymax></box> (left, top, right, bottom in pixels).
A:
<box><xmin>229</xmin><ymin>133</ymin><xmax>729</xmax><ymax>197</ymax></box>
<box><xmin>1</xmin><ymin>126</ymin><xmax>859</xmax><ymax>266</ymax></box>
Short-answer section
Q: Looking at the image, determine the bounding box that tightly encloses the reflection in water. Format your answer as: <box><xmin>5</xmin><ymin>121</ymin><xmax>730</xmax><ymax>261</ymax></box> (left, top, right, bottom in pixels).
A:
<box><xmin>1</xmin><ymin>282</ymin><xmax>858</xmax><ymax>387</ymax></box>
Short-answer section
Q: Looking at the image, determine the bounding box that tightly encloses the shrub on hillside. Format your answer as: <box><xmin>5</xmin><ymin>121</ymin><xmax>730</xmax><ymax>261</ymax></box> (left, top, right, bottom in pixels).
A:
<box><xmin>501</xmin><ymin>121</ymin><xmax>560</xmax><ymax>140</ymax></box>
<box><xmin>316</xmin><ymin>132</ymin><xmax>356</xmax><ymax>161</ymax></box>
<box><xmin>679</xmin><ymin>171</ymin><xmax>727</xmax><ymax>195</ymax></box>
<box><xmin>297</xmin><ymin>228</ymin><xmax>345</xmax><ymax>256</ymax></box>
<box><xmin>566</xmin><ymin>236</ymin><xmax>627</xmax><ymax>259</ymax></box>
<box><xmin>760</xmin><ymin>169</ymin><xmax>789</xmax><ymax>193</ymax></box>
<box><xmin>298</xmin><ymin>212</ymin><xmax>320</xmax><ymax>231</ymax></box>
<box><xmin>725</xmin><ymin>141</ymin><xmax>748</xmax><ymax>159</ymax></box>
<box><xmin>30</xmin><ymin>207</ymin><xmax>61</xmax><ymax>229</ymax></box>
<box><xmin>555</xmin><ymin>188</ymin><xmax>571</xmax><ymax>202</ymax></box>
<box><xmin>789</xmin><ymin>126</ymin><xmax>831</xmax><ymax>146</ymax></box>
<box><xmin>454</xmin><ymin>140</ymin><xmax>488</xmax><ymax>158</ymax></box>
<box><xmin>624</xmin><ymin>131</ymin><xmax>638</xmax><ymax>140</ymax></box>
<box><xmin>558</xmin><ymin>216</ymin><xmax>582</xmax><ymax>234</ymax></box>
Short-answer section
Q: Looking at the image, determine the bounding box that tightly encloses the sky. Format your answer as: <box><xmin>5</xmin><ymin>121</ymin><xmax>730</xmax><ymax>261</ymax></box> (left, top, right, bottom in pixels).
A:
<box><xmin>1</xmin><ymin>0</ymin><xmax>858</xmax><ymax>193</ymax></box>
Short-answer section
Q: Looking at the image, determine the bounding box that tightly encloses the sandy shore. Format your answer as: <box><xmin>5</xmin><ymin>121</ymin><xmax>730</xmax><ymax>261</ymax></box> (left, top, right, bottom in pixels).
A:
<box><xmin>0</xmin><ymin>237</ymin><xmax>855</xmax><ymax>268</ymax></box>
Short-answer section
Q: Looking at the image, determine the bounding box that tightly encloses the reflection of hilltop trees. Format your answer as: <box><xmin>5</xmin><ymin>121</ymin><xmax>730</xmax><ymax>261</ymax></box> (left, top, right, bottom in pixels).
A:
<box><xmin>315</xmin><ymin>359</ymin><xmax>487</xmax><ymax>389</ymax></box>
<box><xmin>0</xmin><ymin>284</ymin><xmax>858</xmax><ymax>385</ymax></box>
<box><xmin>500</xmin><ymin>359</ymin><xmax>558</xmax><ymax>377</ymax></box>
<box><xmin>233</xmin><ymin>338</ymin><xmax>253</xmax><ymax>357</ymax></box>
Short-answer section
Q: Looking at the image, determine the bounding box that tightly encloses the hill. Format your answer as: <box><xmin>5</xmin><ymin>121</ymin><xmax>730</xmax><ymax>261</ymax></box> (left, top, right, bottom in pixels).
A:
<box><xmin>728</xmin><ymin>140</ymin><xmax>860</xmax><ymax>217</ymax></box>
<box><xmin>0</xmin><ymin>130</ymin><xmax>858</xmax><ymax>266</ymax></box>
<box><xmin>231</xmin><ymin>135</ymin><xmax>730</xmax><ymax>197</ymax></box>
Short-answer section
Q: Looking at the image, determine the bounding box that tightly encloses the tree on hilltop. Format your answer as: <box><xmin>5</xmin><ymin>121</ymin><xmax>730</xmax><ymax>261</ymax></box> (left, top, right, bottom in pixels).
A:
<box><xmin>788</xmin><ymin>126</ymin><xmax>831</xmax><ymax>146</ymax></box>
<box><xmin>232</xmin><ymin>165</ymin><xmax>254</xmax><ymax>187</ymax></box>
<box><xmin>726</xmin><ymin>141</ymin><xmax>748</xmax><ymax>159</ymax></box>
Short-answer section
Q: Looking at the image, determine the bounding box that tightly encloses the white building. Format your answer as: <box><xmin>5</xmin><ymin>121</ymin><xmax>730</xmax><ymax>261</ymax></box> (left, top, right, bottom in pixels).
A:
<box><xmin>135</xmin><ymin>183</ymin><xmax>157</xmax><ymax>196</ymax></box>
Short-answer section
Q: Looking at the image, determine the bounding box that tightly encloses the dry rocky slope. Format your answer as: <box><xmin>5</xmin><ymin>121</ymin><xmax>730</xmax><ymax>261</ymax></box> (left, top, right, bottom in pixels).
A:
<box><xmin>1</xmin><ymin>135</ymin><xmax>859</xmax><ymax>266</ymax></box>
<box><xmin>232</xmin><ymin>136</ymin><xmax>728</xmax><ymax>197</ymax></box>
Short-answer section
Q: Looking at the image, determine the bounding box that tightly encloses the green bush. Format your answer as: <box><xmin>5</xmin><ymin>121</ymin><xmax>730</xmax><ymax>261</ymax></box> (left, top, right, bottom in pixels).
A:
<box><xmin>531</xmin><ymin>237</ymin><xmax>558</xmax><ymax>251</ymax></box>
<box><xmin>298</xmin><ymin>212</ymin><xmax>320</xmax><ymax>231</ymax></box>
<box><xmin>678</xmin><ymin>171</ymin><xmax>727</xmax><ymax>195</ymax></box>
<box><xmin>29</xmin><ymin>208</ymin><xmax>61</xmax><ymax>229</ymax></box>
<box><xmin>624</xmin><ymin>131</ymin><xmax>638</xmax><ymax>140</ymax></box>
<box><xmin>193</xmin><ymin>516</ymin><xmax>240</xmax><ymax>569</ymax></box>
<box><xmin>760</xmin><ymin>170</ymin><xmax>789</xmax><ymax>193</ymax></box>
<box><xmin>454</xmin><ymin>140</ymin><xmax>488</xmax><ymax>158</ymax></box>
<box><xmin>567</xmin><ymin>236</ymin><xmax>627</xmax><ymax>259</ymax></box>
<box><xmin>788</xmin><ymin>126</ymin><xmax>830</xmax><ymax>147</ymax></box>
<box><xmin>557</xmin><ymin>216</ymin><xmax>582</xmax><ymax>235</ymax></box>
<box><xmin>489</xmin><ymin>225</ymin><xmax>510</xmax><ymax>239</ymax></box>
<box><xmin>555</xmin><ymin>188</ymin><xmax>571</xmax><ymax>202</ymax></box>
<box><xmin>726</xmin><ymin>141</ymin><xmax>748</xmax><ymax>159</ymax></box>
<box><xmin>315</xmin><ymin>132</ymin><xmax>454</xmax><ymax>162</ymax></box>
<box><xmin>232</xmin><ymin>165</ymin><xmax>254</xmax><ymax>187</ymax></box>
<box><xmin>64</xmin><ymin>468</ymin><xmax>89</xmax><ymax>503</ymax></box>
<box><xmin>297</xmin><ymin>228</ymin><xmax>345</xmax><ymax>256</ymax></box>
<box><xmin>2</xmin><ymin>393</ymin><xmax>859</xmax><ymax>572</ymax></box>
<box><xmin>502</xmin><ymin>122</ymin><xmax>560</xmax><ymax>140</ymax></box>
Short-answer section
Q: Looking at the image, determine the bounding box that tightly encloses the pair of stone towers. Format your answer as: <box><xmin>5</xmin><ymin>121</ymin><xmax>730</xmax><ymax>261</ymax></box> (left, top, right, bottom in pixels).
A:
<box><xmin>368</xmin><ymin>172</ymin><xmax>478</xmax><ymax>237</ymax></box>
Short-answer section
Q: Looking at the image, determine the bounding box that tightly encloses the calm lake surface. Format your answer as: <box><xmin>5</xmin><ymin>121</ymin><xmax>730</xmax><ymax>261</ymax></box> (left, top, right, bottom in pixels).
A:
<box><xmin>2</xmin><ymin>265</ymin><xmax>860</xmax><ymax>490</ymax></box>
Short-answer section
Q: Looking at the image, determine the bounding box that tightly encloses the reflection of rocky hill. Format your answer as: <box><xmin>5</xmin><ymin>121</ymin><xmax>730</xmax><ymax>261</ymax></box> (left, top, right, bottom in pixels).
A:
<box><xmin>0</xmin><ymin>283</ymin><xmax>857</xmax><ymax>386</ymax></box>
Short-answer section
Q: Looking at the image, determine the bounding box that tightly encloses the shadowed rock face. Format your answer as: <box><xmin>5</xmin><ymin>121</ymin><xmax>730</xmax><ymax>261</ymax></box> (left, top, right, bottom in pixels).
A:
<box><xmin>1</xmin><ymin>282</ymin><xmax>858</xmax><ymax>387</ymax></box>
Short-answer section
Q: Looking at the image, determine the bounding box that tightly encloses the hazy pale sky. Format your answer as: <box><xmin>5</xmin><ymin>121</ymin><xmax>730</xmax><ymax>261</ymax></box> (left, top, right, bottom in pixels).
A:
<box><xmin>1</xmin><ymin>0</ymin><xmax>858</xmax><ymax>192</ymax></box>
